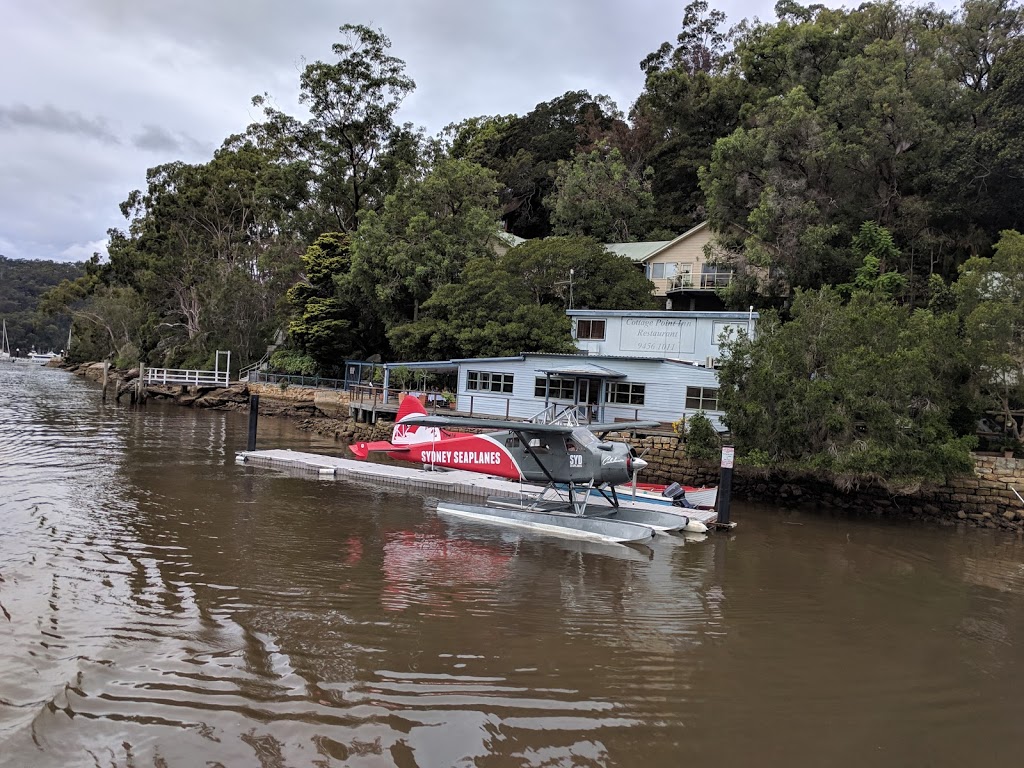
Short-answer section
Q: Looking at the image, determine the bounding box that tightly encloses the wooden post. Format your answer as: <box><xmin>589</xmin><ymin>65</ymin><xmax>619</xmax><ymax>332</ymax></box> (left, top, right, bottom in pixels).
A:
<box><xmin>247</xmin><ymin>395</ymin><xmax>260</xmax><ymax>452</ymax></box>
<box><xmin>101</xmin><ymin>361</ymin><xmax>109</xmax><ymax>402</ymax></box>
<box><xmin>138</xmin><ymin>362</ymin><xmax>147</xmax><ymax>403</ymax></box>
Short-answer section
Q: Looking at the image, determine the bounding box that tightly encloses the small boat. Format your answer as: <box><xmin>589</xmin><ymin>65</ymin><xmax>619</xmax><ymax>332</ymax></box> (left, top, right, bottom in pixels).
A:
<box><xmin>28</xmin><ymin>350</ymin><xmax>59</xmax><ymax>364</ymax></box>
<box><xmin>617</xmin><ymin>481</ymin><xmax>719</xmax><ymax>510</ymax></box>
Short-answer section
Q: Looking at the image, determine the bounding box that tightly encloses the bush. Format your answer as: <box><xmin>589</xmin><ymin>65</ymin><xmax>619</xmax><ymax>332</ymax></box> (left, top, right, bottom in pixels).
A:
<box><xmin>269</xmin><ymin>348</ymin><xmax>317</xmax><ymax>375</ymax></box>
<box><xmin>685</xmin><ymin>412</ymin><xmax>721</xmax><ymax>461</ymax></box>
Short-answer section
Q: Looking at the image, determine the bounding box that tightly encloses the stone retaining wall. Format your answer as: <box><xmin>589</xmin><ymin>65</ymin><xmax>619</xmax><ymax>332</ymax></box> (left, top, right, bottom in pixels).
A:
<box><xmin>609</xmin><ymin>432</ymin><xmax>1024</xmax><ymax>532</ymax></box>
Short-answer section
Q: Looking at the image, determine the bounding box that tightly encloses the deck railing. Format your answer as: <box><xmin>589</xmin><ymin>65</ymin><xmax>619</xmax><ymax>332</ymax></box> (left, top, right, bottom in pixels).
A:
<box><xmin>348</xmin><ymin>385</ymin><xmax>455</xmax><ymax>413</ymax></box>
<box><xmin>669</xmin><ymin>272</ymin><xmax>734</xmax><ymax>291</ymax></box>
<box><xmin>145</xmin><ymin>367</ymin><xmax>231</xmax><ymax>387</ymax></box>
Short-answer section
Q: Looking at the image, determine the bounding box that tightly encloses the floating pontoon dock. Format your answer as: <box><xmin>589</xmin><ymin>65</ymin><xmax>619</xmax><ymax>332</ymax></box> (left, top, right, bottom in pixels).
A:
<box><xmin>235</xmin><ymin>449</ymin><xmax>718</xmax><ymax>530</ymax></box>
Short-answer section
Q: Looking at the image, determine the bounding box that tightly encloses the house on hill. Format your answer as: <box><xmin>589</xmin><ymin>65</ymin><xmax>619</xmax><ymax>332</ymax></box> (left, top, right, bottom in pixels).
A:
<box><xmin>606</xmin><ymin>222</ymin><xmax>735</xmax><ymax>311</ymax></box>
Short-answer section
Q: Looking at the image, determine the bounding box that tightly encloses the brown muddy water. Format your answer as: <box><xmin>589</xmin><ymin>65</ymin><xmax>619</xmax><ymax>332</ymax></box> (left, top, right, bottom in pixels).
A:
<box><xmin>1</xmin><ymin>365</ymin><xmax>1024</xmax><ymax>767</ymax></box>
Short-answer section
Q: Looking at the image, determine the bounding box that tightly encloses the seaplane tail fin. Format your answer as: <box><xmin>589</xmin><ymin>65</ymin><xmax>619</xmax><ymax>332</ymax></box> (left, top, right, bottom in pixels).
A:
<box><xmin>348</xmin><ymin>440</ymin><xmax>410</xmax><ymax>460</ymax></box>
<box><xmin>392</xmin><ymin>395</ymin><xmax>448</xmax><ymax>446</ymax></box>
<box><xmin>395</xmin><ymin>394</ymin><xmax>428</xmax><ymax>424</ymax></box>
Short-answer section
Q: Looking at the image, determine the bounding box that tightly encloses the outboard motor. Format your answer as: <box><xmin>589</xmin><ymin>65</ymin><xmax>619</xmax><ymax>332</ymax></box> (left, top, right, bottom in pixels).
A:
<box><xmin>662</xmin><ymin>482</ymin><xmax>695</xmax><ymax>509</ymax></box>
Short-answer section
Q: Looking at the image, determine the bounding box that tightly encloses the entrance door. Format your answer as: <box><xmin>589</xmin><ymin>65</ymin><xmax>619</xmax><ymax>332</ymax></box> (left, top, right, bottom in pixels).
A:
<box><xmin>577</xmin><ymin>378</ymin><xmax>600</xmax><ymax>422</ymax></box>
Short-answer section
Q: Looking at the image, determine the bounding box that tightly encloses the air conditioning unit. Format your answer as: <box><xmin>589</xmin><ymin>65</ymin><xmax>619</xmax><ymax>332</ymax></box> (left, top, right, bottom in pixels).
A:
<box><xmin>705</xmin><ymin>355</ymin><xmax>719</xmax><ymax>369</ymax></box>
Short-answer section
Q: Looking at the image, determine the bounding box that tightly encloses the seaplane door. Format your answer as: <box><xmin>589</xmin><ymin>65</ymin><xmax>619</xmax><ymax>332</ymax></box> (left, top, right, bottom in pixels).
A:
<box><xmin>516</xmin><ymin>434</ymin><xmax>571</xmax><ymax>480</ymax></box>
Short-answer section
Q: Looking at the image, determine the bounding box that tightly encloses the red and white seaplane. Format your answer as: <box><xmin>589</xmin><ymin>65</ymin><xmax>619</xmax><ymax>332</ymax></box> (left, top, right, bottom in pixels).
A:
<box><xmin>348</xmin><ymin>397</ymin><xmax>715</xmax><ymax>542</ymax></box>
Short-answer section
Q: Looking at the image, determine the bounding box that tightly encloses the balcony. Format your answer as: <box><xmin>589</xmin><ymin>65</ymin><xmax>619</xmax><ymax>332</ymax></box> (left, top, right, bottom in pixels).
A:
<box><xmin>668</xmin><ymin>271</ymin><xmax>733</xmax><ymax>291</ymax></box>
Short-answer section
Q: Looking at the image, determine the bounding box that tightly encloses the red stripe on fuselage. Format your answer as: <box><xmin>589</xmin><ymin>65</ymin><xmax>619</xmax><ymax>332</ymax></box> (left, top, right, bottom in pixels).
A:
<box><xmin>388</xmin><ymin>432</ymin><xmax>522</xmax><ymax>480</ymax></box>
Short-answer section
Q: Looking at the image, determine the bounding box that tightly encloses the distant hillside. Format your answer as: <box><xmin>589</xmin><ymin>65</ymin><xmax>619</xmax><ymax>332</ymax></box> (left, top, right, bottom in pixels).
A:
<box><xmin>0</xmin><ymin>255</ymin><xmax>84</xmax><ymax>354</ymax></box>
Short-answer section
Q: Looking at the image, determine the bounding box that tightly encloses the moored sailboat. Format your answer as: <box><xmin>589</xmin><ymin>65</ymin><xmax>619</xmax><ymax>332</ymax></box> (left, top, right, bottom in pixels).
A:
<box><xmin>1</xmin><ymin>320</ymin><xmax>11</xmax><ymax>362</ymax></box>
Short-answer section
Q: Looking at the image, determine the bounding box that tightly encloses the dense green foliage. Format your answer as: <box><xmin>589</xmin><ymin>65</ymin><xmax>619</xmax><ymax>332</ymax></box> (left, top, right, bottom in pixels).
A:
<box><xmin>684</xmin><ymin>411</ymin><xmax>721</xmax><ymax>461</ymax></box>
<box><xmin>718</xmin><ymin>283</ymin><xmax>978</xmax><ymax>485</ymax></box>
<box><xmin>388</xmin><ymin>237</ymin><xmax>659</xmax><ymax>360</ymax></box>
<box><xmin>956</xmin><ymin>230</ymin><xmax>1024</xmax><ymax>443</ymax></box>
<box><xmin>0</xmin><ymin>256</ymin><xmax>81</xmax><ymax>354</ymax></box>
<box><xmin>31</xmin><ymin>1</ymin><xmax>1024</xmax><ymax>483</ymax></box>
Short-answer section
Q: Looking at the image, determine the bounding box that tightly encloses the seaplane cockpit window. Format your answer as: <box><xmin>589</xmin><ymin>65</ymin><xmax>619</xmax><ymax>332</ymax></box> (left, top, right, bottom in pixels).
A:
<box><xmin>527</xmin><ymin>438</ymin><xmax>550</xmax><ymax>453</ymax></box>
<box><xmin>564</xmin><ymin>438</ymin><xmax>581</xmax><ymax>453</ymax></box>
<box><xmin>571</xmin><ymin>427</ymin><xmax>599</xmax><ymax>448</ymax></box>
<box><xmin>505</xmin><ymin>436</ymin><xmax>521</xmax><ymax>448</ymax></box>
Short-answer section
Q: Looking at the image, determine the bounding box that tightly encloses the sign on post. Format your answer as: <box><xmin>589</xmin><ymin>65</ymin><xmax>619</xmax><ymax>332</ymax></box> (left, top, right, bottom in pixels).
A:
<box><xmin>721</xmin><ymin>446</ymin><xmax>735</xmax><ymax>469</ymax></box>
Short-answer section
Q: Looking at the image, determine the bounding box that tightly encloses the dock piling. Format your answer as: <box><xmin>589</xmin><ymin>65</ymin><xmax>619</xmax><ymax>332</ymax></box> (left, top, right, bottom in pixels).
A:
<box><xmin>247</xmin><ymin>394</ymin><xmax>260</xmax><ymax>452</ymax></box>
<box><xmin>715</xmin><ymin>445</ymin><xmax>736</xmax><ymax>529</ymax></box>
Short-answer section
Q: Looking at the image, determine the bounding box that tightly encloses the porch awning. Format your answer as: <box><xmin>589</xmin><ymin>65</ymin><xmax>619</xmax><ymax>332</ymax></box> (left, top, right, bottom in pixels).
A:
<box><xmin>538</xmin><ymin>363</ymin><xmax>626</xmax><ymax>378</ymax></box>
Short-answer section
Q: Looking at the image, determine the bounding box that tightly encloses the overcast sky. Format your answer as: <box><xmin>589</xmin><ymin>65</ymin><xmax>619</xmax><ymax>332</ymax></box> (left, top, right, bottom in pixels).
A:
<box><xmin>0</xmin><ymin>0</ymin><xmax>941</xmax><ymax>264</ymax></box>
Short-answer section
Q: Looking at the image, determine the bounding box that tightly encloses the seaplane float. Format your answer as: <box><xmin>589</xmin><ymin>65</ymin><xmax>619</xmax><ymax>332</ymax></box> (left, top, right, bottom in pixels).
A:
<box><xmin>348</xmin><ymin>398</ymin><xmax>717</xmax><ymax>544</ymax></box>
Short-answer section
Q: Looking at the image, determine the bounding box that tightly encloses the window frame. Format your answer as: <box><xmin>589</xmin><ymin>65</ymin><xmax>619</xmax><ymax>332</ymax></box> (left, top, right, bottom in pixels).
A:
<box><xmin>606</xmin><ymin>381</ymin><xmax>646</xmax><ymax>406</ymax></box>
<box><xmin>685</xmin><ymin>386</ymin><xmax>719</xmax><ymax>411</ymax></box>
<box><xmin>466</xmin><ymin>370</ymin><xmax>514</xmax><ymax>394</ymax></box>
<box><xmin>576</xmin><ymin>319</ymin><xmax>606</xmax><ymax>341</ymax></box>
<box><xmin>534</xmin><ymin>376</ymin><xmax>575</xmax><ymax>400</ymax></box>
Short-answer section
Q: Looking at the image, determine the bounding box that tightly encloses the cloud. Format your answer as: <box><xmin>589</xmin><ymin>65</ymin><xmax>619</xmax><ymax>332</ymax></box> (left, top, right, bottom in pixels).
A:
<box><xmin>132</xmin><ymin>124</ymin><xmax>209</xmax><ymax>155</ymax></box>
<box><xmin>2</xmin><ymin>0</ymin><xmax>835</xmax><ymax>263</ymax></box>
<box><xmin>60</xmin><ymin>238</ymin><xmax>109</xmax><ymax>263</ymax></box>
<box><xmin>0</xmin><ymin>104</ymin><xmax>120</xmax><ymax>145</ymax></box>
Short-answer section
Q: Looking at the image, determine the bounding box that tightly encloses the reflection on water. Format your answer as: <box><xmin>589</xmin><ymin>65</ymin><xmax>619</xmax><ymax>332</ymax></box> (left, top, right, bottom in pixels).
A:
<box><xmin>1</xmin><ymin>365</ymin><xmax>1024</xmax><ymax>767</ymax></box>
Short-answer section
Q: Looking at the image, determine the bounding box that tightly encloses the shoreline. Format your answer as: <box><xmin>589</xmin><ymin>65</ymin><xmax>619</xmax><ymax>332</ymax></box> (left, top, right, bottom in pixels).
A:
<box><xmin>59</xmin><ymin>361</ymin><xmax>1024</xmax><ymax>534</ymax></box>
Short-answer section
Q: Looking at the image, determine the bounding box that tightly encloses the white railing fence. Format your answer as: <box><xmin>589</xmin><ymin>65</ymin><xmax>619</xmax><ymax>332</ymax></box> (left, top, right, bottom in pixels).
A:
<box><xmin>145</xmin><ymin>367</ymin><xmax>230</xmax><ymax>387</ymax></box>
<box><xmin>144</xmin><ymin>350</ymin><xmax>232</xmax><ymax>387</ymax></box>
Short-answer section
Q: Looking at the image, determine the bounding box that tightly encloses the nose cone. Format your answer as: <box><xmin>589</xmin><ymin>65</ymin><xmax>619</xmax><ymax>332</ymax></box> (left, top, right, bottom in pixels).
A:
<box><xmin>631</xmin><ymin>456</ymin><xmax>648</xmax><ymax>473</ymax></box>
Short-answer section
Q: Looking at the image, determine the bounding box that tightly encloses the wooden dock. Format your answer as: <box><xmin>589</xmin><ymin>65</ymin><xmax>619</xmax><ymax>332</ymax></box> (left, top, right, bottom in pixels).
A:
<box><xmin>234</xmin><ymin>449</ymin><xmax>718</xmax><ymax>528</ymax></box>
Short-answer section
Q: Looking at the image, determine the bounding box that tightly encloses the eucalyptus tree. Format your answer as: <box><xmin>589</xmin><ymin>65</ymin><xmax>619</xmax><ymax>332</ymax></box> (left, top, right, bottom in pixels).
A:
<box><xmin>548</xmin><ymin>143</ymin><xmax>656</xmax><ymax>242</ymax></box>
<box><xmin>699</xmin><ymin>0</ymin><xmax>1024</xmax><ymax>295</ymax></box>
<box><xmin>390</xmin><ymin>237</ymin><xmax>659</xmax><ymax>361</ymax></box>
<box><xmin>250</xmin><ymin>24</ymin><xmax>420</xmax><ymax>235</ymax></box>
<box><xmin>349</xmin><ymin>157</ymin><xmax>502</xmax><ymax>338</ymax></box>
<box><xmin>84</xmin><ymin>140</ymin><xmax>308</xmax><ymax>367</ymax></box>
<box><xmin>630</xmin><ymin>0</ymin><xmax>749</xmax><ymax>233</ymax></box>
<box><xmin>444</xmin><ymin>91</ymin><xmax>626</xmax><ymax>239</ymax></box>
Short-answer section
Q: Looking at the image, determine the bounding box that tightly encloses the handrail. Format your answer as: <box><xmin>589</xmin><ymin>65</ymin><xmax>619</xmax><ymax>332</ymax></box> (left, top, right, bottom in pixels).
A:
<box><xmin>240</xmin><ymin>353</ymin><xmax>269</xmax><ymax>377</ymax></box>
<box><xmin>251</xmin><ymin>371</ymin><xmax>346</xmax><ymax>389</ymax></box>
<box><xmin>145</xmin><ymin>367</ymin><xmax>231</xmax><ymax>387</ymax></box>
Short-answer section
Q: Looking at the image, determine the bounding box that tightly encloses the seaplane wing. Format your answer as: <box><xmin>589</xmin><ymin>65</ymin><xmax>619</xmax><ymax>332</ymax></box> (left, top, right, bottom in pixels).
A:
<box><xmin>400</xmin><ymin>416</ymin><xmax>576</xmax><ymax>435</ymax></box>
<box><xmin>586</xmin><ymin>421</ymin><xmax>661</xmax><ymax>433</ymax></box>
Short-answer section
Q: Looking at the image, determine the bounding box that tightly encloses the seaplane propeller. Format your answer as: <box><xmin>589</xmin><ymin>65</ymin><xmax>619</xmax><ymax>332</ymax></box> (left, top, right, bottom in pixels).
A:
<box><xmin>628</xmin><ymin>445</ymin><xmax>651</xmax><ymax>503</ymax></box>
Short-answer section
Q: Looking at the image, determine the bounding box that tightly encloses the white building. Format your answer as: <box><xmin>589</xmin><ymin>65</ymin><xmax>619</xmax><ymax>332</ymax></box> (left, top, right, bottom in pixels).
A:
<box><xmin>384</xmin><ymin>352</ymin><xmax>727</xmax><ymax>431</ymax></box>
<box><xmin>379</xmin><ymin>309</ymin><xmax>757</xmax><ymax>431</ymax></box>
<box><xmin>568</xmin><ymin>309</ymin><xmax>757</xmax><ymax>367</ymax></box>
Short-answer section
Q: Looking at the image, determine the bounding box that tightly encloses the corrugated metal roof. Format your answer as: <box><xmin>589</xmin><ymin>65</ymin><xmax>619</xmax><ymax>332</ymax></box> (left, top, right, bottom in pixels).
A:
<box><xmin>605</xmin><ymin>221</ymin><xmax>711</xmax><ymax>263</ymax></box>
<box><xmin>496</xmin><ymin>231</ymin><xmax>526</xmax><ymax>247</ymax></box>
<box><xmin>605</xmin><ymin>241</ymin><xmax>673</xmax><ymax>262</ymax></box>
<box><xmin>567</xmin><ymin>309</ymin><xmax>758</xmax><ymax>320</ymax></box>
<box><xmin>537</xmin><ymin>363</ymin><xmax>626</xmax><ymax>378</ymax></box>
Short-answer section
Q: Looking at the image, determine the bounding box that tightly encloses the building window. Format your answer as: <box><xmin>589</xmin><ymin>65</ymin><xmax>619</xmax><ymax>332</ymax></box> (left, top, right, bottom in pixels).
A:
<box><xmin>576</xmin><ymin>319</ymin><xmax>606</xmax><ymax>340</ymax></box>
<box><xmin>686</xmin><ymin>386</ymin><xmax>719</xmax><ymax>411</ymax></box>
<box><xmin>534</xmin><ymin>376</ymin><xmax>575</xmax><ymax>399</ymax></box>
<box><xmin>466</xmin><ymin>370</ymin><xmax>514</xmax><ymax>394</ymax></box>
<box><xmin>649</xmin><ymin>262</ymin><xmax>678</xmax><ymax>280</ymax></box>
<box><xmin>606</xmin><ymin>382</ymin><xmax>646</xmax><ymax>406</ymax></box>
<box><xmin>700</xmin><ymin>263</ymin><xmax>733</xmax><ymax>288</ymax></box>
